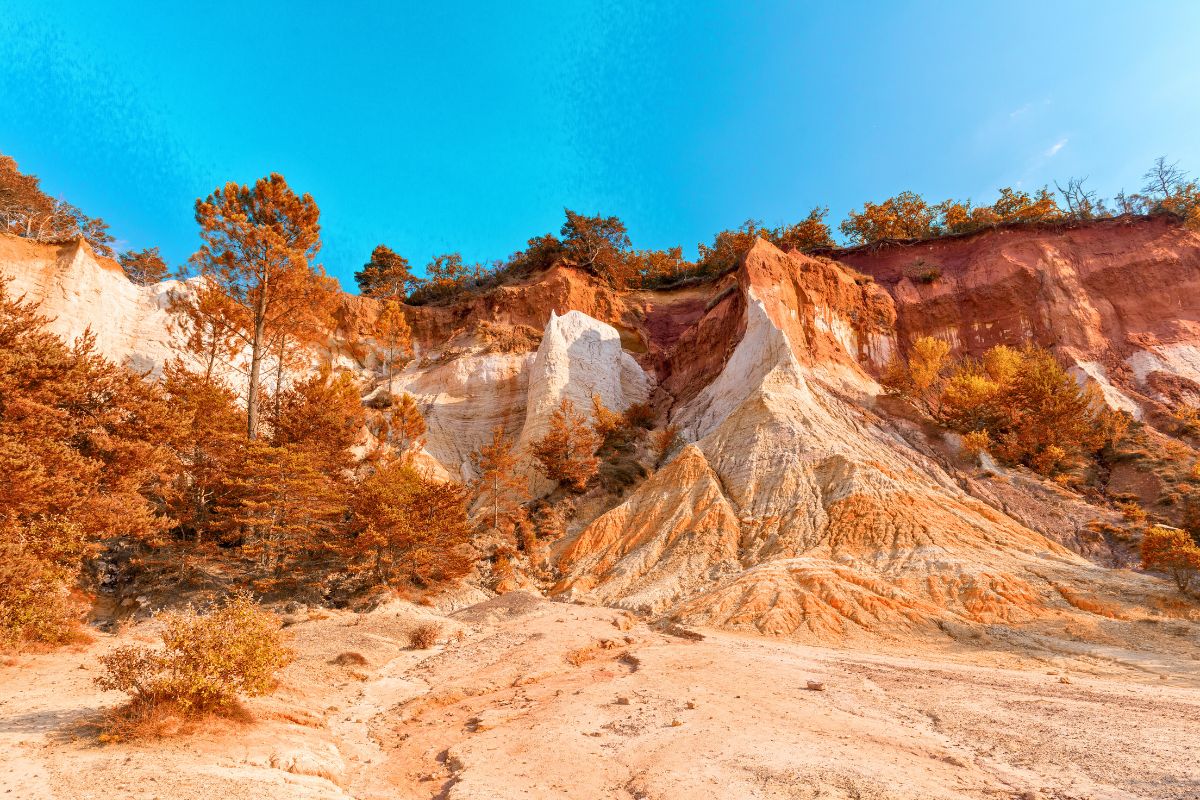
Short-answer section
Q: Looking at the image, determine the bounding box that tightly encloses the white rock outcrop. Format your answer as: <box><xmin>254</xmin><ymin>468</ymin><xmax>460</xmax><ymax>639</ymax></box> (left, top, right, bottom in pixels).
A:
<box><xmin>0</xmin><ymin>235</ymin><xmax>180</xmax><ymax>372</ymax></box>
<box><xmin>516</xmin><ymin>310</ymin><xmax>652</xmax><ymax>495</ymax></box>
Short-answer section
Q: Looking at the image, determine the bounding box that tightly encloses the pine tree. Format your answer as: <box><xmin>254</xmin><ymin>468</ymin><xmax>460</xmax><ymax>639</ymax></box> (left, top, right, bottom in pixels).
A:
<box><xmin>347</xmin><ymin>461</ymin><xmax>472</xmax><ymax>587</ymax></box>
<box><xmin>119</xmin><ymin>247</ymin><xmax>169</xmax><ymax>285</ymax></box>
<box><xmin>168</xmin><ymin>281</ymin><xmax>244</xmax><ymax>382</ymax></box>
<box><xmin>271</xmin><ymin>370</ymin><xmax>365</xmax><ymax>476</ymax></box>
<box><xmin>191</xmin><ymin>173</ymin><xmax>334</xmax><ymax>439</ymax></box>
<box><xmin>374</xmin><ymin>300</ymin><xmax>412</xmax><ymax>383</ymax></box>
<box><xmin>218</xmin><ymin>441</ymin><xmax>343</xmax><ymax>580</ymax></box>
<box><xmin>355</xmin><ymin>245</ymin><xmax>414</xmax><ymax>300</ymax></box>
<box><xmin>386</xmin><ymin>392</ymin><xmax>427</xmax><ymax>457</ymax></box>
<box><xmin>530</xmin><ymin>397</ymin><xmax>601</xmax><ymax>491</ymax></box>
<box><xmin>469</xmin><ymin>426</ymin><xmax>529</xmax><ymax>534</ymax></box>
<box><xmin>0</xmin><ymin>279</ymin><xmax>180</xmax><ymax>643</ymax></box>
<box><xmin>162</xmin><ymin>360</ymin><xmax>244</xmax><ymax>544</ymax></box>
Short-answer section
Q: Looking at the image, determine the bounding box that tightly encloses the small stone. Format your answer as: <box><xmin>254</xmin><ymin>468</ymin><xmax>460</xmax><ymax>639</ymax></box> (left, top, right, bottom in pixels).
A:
<box><xmin>685</xmin><ymin>701</ymin><xmax>697</xmax><ymax>710</ymax></box>
<box><xmin>806</xmin><ymin>681</ymin><xmax>826</xmax><ymax>692</ymax></box>
<box><xmin>615</xmin><ymin>696</ymin><xmax>631</xmax><ymax>706</ymax></box>
<box><xmin>1058</xmin><ymin>676</ymin><xmax>1071</xmax><ymax>684</ymax></box>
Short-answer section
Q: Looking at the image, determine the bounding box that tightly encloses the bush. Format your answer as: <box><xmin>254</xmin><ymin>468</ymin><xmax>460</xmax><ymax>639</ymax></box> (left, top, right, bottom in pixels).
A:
<box><xmin>885</xmin><ymin>338</ymin><xmax>1128</xmax><ymax>476</ymax></box>
<box><xmin>652</xmin><ymin>424</ymin><xmax>683</xmax><ymax>467</ymax></box>
<box><xmin>1140</xmin><ymin>526</ymin><xmax>1200</xmax><ymax>593</ymax></box>
<box><xmin>331</xmin><ymin>651</ymin><xmax>368</xmax><ymax>667</ymax></box>
<box><xmin>95</xmin><ymin>593</ymin><xmax>293</xmax><ymax>716</ymax></box>
<box><xmin>408</xmin><ymin>622</ymin><xmax>442</xmax><ymax>649</ymax></box>
<box><xmin>903</xmin><ymin>260</ymin><xmax>942</xmax><ymax>284</ymax></box>
<box><xmin>0</xmin><ymin>518</ymin><xmax>90</xmax><ymax>650</ymax></box>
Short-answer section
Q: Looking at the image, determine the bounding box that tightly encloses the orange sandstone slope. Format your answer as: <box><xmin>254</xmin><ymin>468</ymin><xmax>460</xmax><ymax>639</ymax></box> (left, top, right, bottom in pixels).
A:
<box><xmin>555</xmin><ymin>239</ymin><xmax>1127</xmax><ymax>640</ymax></box>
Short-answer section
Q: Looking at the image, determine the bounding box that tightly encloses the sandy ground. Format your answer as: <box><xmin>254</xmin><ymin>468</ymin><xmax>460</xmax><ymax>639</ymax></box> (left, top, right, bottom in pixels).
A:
<box><xmin>1</xmin><ymin>593</ymin><xmax>1198</xmax><ymax>800</ymax></box>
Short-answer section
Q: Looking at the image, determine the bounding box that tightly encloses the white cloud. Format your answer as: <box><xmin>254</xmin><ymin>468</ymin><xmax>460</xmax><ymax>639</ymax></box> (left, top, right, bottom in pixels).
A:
<box><xmin>1045</xmin><ymin>138</ymin><xmax>1068</xmax><ymax>157</ymax></box>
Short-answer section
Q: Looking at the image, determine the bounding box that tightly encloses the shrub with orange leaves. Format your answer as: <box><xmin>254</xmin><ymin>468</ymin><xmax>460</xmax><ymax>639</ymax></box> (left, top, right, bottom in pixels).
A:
<box><xmin>652</xmin><ymin>424</ymin><xmax>683</xmax><ymax>467</ymax></box>
<box><xmin>1140</xmin><ymin>526</ymin><xmax>1200</xmax><ymax>593</ymax></box>
<box><xmin>95</xmin><ymin>592</ymin><xmax>292</xmax><ymax>720</ymax></box>
<box><xmin>886</xmin><ymin>338</ymin><xmax>1127</xmax><ymax>477</ymax></box>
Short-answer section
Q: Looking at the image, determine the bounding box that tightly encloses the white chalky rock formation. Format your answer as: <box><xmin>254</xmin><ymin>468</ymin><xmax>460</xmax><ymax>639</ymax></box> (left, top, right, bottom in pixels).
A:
<box><xmin>515</xmin><ymin>309</ymin><xmax>652</xmax><ymax>495</ymax></box>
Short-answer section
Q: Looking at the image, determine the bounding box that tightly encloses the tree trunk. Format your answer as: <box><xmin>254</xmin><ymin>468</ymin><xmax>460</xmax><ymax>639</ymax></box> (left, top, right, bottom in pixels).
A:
<box><xmin>247</xmin><ymin>316</ymin><xmax>266</xmax><ymax>439</ymax></box>
<box><xmin>273</xmin><ymin>334</ymin><xmax>287</xmax><ymax>426</ymax></box>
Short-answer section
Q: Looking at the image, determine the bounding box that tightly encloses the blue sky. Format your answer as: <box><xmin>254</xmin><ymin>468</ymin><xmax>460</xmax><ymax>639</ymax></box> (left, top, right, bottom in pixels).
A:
<box><xmin>2</xmin><ymin>1</ymin><xmax>1199</xmax><ymax>290</ymax></box>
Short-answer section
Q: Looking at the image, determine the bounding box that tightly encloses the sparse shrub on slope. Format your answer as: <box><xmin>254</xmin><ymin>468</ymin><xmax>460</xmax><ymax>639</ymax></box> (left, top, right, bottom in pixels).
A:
<box><xmin>885</xmin><ymin>337</ymin><xmax>1128</xmax><ymax>477</ymax></box>
<box><xmin>95</xmin><ymin>592</ymin><xmax>292</xmax><ymax>732</ymax></box>
<box><xmin>1140</xmin><ymin>526</ymin><xmax>1200</xmax><ymax>594</ymax></box>
<box><xmin>408</xmin><ymin>621</ymin><xmax>442</xmax><ymax>649</ymax></box>
<box><xmin>651</xmin><ymin>424</ymin><xmax>683</xmax><ymax>468</ymax></box>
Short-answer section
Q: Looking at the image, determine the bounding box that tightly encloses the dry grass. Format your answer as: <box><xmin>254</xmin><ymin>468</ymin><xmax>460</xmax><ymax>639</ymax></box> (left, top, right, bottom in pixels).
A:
<box><xmin>408</xmin><ymin>622</ymin><xmax>443</xmax><ymax>649</ymax></box>
<box><xmin>331</xmin><ymin>651</ymin><xmax>368</xmax><ymax>667</ymax></box>
<box><xmin>95</xmin><ymin>697</ymin><xmax>252</xmax><ymax>744</ymax></box>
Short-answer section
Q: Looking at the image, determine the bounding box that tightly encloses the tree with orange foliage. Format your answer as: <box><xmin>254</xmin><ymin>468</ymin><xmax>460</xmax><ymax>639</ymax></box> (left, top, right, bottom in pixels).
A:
<box><xmin>771</xmin><ymin>207</ymin><xmax>835</xmax><ymax>252</ymax></box>
<box><xmin>695</xmin><ymin>220</ymin><xmax>767</xmax><ymax>275</ymax></box>
<box><xmin>271</xmin><ymin>370</ymin><xmax>365</xmax><ymax>476</ymax></box>
<box><xmin>505</xmin><ymin>233</ymin><xmax>565</xmax><ymax>276</ymax></box>
<box><xmin>374</xmin><ymin>300</ymin><xmax>412</xmax><ymax>383</ymax></box>
<box><xmin>888</xmin><ymin>337</ymin><xmax>1128</xmax><ymax>476</ymax></box>
<box><xmin>0</xmin><ymin>155</ymin><xmax>115</xmax><ymax>256</ymax></box>
<box><xmin>561</xmin><ymin>209</ymin><xmax>631</xmax><ymax>284</ymax></box>
<box><xmin>217</xmin><ymin>440</ymin><xmax>343</xmax><ymax>580</ymax></box>
<box><xmin>355</xmin><ymin>244</ymin><xmax>415</xmax><ymax>300</ymax></box>
<box><xmin>989</xmin><ymin>187</ymin><xmax>1061</xmax><ymax>224</ymax></box>
<box><xmin>1140</xmin><ymin>526</ymin><xmax>1200</xmax><ymax>593</ymax></box>
<box><xmin>191</xmin><ymin>173</ymin><xmax>330</xmax><ymax>439</ymax></box>
<box><xmin>590</xmin><ymin>394</ymin><xmax>626</xmax><ymax>445</ymax></box>
<box><xmin>347</xmin><ymin>461</ymin><xmax>473</xmax><ymax>587</ymax></box>
<box><xmin>119</xmin><ymin>247</ymin><xmax>169</xmax><ymax>285</ymax></box>
<box><xmin>0</xmin><ymin>280</ymin><xmax>180</xmax><ymax>644</ymax></box>
<box><xmin>531</xmin><ymin>398</ymin><xmax>601</xmax><ymax>491</ymax></box>
<box><xmin>168</xmin><ymin>281</ymin><xmax>243</xmax><ymax>382</ymax></box>
<box><xmin>839</xmin><ymin>191</ymin><xmax>936</xmax><ymax>244</ymax></box>
<box><xmin>163</xmin><ymin>361</ymin><xmax>244</xmax><ymax>544</ymax></box>
<box><xmin>882</xmin><ymin>335</ymin><xmax>952</xmax><ymax>419</ymax></box>
<box><xmin>385</xmin><ymin>392</ymin><xmax>427</xmax><ymax>457</ymax></box>
<box><xmin>469</xmin><ymin>426</ymin><xmax>529</xmax><ymax>534</ymax></box>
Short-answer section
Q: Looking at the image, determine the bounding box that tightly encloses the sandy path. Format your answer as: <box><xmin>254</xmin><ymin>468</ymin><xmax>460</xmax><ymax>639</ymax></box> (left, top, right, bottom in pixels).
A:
<box><xmin>1</xmin><ymin>595</ymin><xmax>1198</xmax><ymax>799</ymax></box>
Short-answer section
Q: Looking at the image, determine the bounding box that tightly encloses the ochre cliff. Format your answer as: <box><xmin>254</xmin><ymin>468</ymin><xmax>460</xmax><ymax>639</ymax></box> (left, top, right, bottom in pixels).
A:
<box><xmin>834</xmin><ymin>215</ymin><xmax>1200</xmax><ymax>418</ymax></box>
<box><xmin>3</xmin><ymin>221</ymin><xmax>1197</xmax><ymax>642</ymax></box>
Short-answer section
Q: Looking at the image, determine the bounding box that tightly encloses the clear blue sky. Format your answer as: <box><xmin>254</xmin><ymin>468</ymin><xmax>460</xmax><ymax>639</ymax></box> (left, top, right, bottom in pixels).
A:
<box><xmin>3</xmin><ymin>1</ymin><xmax>1199</xmax><ymax>290</ymax></box>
